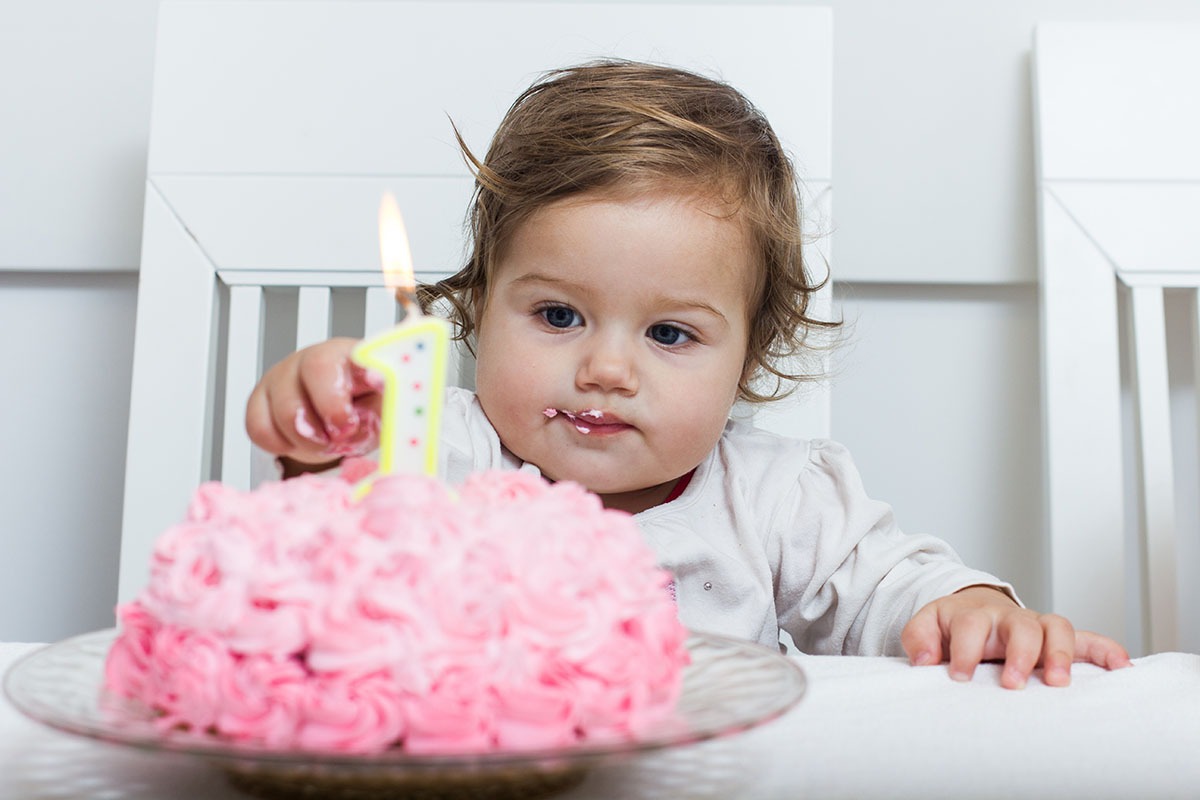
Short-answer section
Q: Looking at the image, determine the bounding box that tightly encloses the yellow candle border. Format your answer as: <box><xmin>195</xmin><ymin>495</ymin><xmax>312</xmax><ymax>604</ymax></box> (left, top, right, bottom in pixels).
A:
<box><xmin>351</xmin><ymin>316</ymin><xmax>450</xmax><ymax>477</ymax></box>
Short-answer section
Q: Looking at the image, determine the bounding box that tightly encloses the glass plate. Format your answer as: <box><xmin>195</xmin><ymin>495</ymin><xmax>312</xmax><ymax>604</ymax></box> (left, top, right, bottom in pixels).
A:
<box><xmin>4</xmin><ymin>629</ymin><xmax>805</xmax><ymax>799</ymax></box>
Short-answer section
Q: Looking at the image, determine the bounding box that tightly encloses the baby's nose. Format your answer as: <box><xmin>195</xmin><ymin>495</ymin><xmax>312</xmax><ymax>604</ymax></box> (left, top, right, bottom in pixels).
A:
<box><xmin>576</xmin><ymin>336</ymin><xmax>638</xmax><ymax>394</ymax></box>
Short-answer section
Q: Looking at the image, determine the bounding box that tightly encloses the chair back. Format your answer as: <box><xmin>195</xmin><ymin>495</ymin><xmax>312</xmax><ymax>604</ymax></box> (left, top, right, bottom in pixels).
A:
<box><xmin>120</xmin><ymin>2</ymin><xmax>833</xmax><ymax>603</ymax></box>
<box><xmin>1034</xmin><ymin>21</ymin><xmax>1200</xmax><ymax>653</ymax></box>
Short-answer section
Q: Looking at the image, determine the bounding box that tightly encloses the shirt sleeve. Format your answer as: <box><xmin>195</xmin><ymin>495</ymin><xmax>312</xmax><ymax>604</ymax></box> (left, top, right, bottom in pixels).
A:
<box><xmin>772</xmin><ymin>439</ymin><xmax>1019</xmax><ymax>657</ymax></box>
<box><xmin>438</xmin><ymin>386</ymin><xmax>525</xmax><ymax>483</ymax></box>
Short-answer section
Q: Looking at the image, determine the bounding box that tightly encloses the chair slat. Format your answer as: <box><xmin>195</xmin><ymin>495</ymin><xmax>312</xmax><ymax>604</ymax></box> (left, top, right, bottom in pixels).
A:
<box><xmin>296</xmin><ymin>286</ymin><xmax>332</xmax><ymax>349</ymax></box>
<box><xmin>119</xmin><ymin>189</ymin><xmax>221</xmax><ymax>604</ymax></box>
<box><xmin>1194</xmin><ymin>289</ymin><xmax>1200</xmax><ymax>514</ymax></box>
<box><xmin>221</xmin><ymin>286</ymin><xmax>264</xmax><ymax>490</ymax></box>
<box><xmin>364</xmin><ymin>286</ymin><xmax>397</xmax><ymax>336</ymax></box>
<box><xmin>1038</xmin><ymin>193</ymin><xmax>1127</xmax><ymax>643</ymax></box>
<box><xmin>1128</xmin><ymin>285</ymin><xmax>1179</xmax><ymax>653</ymax></box>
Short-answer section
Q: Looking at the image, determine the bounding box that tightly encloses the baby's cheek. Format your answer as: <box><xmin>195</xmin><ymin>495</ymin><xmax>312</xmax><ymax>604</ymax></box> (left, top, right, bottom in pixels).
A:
<box><xmin>678</xmin><ymin>401</ymin><xmax>728</xmax><ymax>448</ymax></box>
<box><xmin>474</xmin><ymin>383</ymin><xmax>535</xmax><ymax>456</ymax></box>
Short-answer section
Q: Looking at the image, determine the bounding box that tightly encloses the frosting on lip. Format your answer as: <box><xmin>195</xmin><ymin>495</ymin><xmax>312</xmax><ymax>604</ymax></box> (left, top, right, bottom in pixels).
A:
<box><xmin>544</xmin><ymin>408</ymin><xmax>624</xmax><ymax>435</ymax></box>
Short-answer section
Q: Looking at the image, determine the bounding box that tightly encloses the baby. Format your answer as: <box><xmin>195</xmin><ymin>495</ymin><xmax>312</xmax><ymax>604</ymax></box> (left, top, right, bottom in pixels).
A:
<box><xmin>247</xmin><ymin>60</ymin><xmax>1130</xmax><ymax>688</ymax></box>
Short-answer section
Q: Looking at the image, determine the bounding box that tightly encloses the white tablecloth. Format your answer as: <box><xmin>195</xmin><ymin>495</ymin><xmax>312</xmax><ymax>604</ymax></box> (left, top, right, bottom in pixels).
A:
<box><xmin>4</xmin><ymin>640</ymin><xmax>1200</xmax><ymax>799</ymax></box>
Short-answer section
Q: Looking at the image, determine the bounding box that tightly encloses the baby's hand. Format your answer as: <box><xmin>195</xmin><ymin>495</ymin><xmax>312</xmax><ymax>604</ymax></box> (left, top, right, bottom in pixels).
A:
<box><xmin>245</xmin><ymin>337</ymin><xmax>383</xmax><ymax>466</ymax></box>
<box><xmin>900</xmin><ymin>585</ymin><xmax>1132</xmax><ymax>689</ymax></box>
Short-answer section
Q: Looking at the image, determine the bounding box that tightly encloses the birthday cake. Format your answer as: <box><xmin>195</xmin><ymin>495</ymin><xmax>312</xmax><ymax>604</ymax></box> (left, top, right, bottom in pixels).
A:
<box><xmin>104</xmin><ymin>466</ymin><xmax>689</xmax><ymax>754</ymax></box>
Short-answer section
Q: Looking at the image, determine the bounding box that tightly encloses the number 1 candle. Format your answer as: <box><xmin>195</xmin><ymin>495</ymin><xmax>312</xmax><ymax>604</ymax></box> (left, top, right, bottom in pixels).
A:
<box><xmin>352</xmin><ymin>193</ymin><xmax>451</xmax><ymax>477</ymax></box>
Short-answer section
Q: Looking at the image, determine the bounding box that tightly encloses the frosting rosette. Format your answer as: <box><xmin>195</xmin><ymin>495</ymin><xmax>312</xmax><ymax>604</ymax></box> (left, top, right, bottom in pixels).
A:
<box><xmin>105</xmin><ymin>470</ymin><xmax>689</xmax><ymax>754</ymax></box>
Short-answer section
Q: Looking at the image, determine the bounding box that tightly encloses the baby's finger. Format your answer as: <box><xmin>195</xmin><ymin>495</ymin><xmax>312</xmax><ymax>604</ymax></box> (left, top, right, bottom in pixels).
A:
<box><xmin>1074</xmin><ymin>630</ymin><xmax>1133</xmax><ymax>670</ymax></box>
<box><xmin>263</xmin><ymin>376</ymin><xmax>332</xmax><ymax>463</ymax></box>
<box><xmin>946</xmin><ymin>611</ymin><xmax>991</xmax><ymax>682</ymax></box>
<box><xmin>296</xmin><ymin>339</ymin><xmax>361</xmax><ymax>440</ymax></box>
<box><xmin>246</xmin><ymin>379</ymin><xmax>295</xmax><ymax>455</ymax></box>
<box><xmin>998</xmin><ymin>614</ymin><xmax>1043</xmax><ymax>689</ymax></box>
<box><xmin>347</xmin><ymin>361</ymin><xmax>385</xmax><ymax>397</ymax></box>
<box><xmin>1039</xmin><ymin>614</ymin><xmax>1075</xmax><ymax>687</ymax></box>
<box><xmin>900</xmin><ymin>604</ymin><xmax>944</xmax><ymax>667</ymax></box>
<box><xmin>286</xmin><ymin>399</ymin><xmax>331</xmax><ymax>449</ymax></box>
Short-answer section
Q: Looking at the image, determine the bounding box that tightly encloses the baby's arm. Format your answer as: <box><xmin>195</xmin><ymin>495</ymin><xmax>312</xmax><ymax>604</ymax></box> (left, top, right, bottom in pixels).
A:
<box><xmin>244</xmin><ymin>337</ymin><xmax>382</xmax><ymax>471</ymax></box>
<box><xmin>769</xmin><ymin>439</ymin><xmax>1131</xmax><ymax>685</ymax></box>
<box><xmin>900</xmin><ymin>586</ymin><xmax>1132</xmax><ymax>689</ymax></box>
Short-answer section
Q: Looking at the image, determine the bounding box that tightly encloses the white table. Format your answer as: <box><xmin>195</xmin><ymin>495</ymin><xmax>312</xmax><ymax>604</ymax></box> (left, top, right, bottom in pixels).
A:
<box><xmin>4</xmin><ymin>641</ymin><xmax>1199</xmax><ymax>799</ymax></box>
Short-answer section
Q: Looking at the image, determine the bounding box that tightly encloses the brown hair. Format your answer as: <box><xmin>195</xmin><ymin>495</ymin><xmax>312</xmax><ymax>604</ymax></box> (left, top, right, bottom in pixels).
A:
<box><xmin>420</xmin><ymin>59</ymin><xmax>838</xmax><ymax>402</ymax></box>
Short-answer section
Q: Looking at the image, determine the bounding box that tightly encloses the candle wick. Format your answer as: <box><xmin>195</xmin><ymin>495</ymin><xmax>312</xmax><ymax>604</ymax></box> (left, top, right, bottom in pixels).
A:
<box><xmin>396</xmin><ymin>287</ymin><xmax>422</xmax><ymax>321</ymax></box>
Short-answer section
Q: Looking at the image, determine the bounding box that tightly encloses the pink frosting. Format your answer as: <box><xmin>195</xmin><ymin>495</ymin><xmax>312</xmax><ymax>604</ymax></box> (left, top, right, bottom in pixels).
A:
<box><xmin>106</xmin><ymin>470</ymin><xmax>689</xmax><ymax>754</ymax></box>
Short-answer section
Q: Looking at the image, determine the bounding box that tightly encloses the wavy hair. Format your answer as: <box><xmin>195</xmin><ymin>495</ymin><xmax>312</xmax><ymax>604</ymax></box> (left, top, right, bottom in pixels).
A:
<box><xmin>420</xmin><ymin>59</ymin><xmax>838</xmax><ymax>402</ymax></box>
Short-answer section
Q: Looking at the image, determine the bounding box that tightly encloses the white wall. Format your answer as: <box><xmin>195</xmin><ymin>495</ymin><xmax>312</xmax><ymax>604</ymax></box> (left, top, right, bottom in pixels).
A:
<box><xmin>0</xmin><ymin>273</ymin><xmax>136</xmax><ymax>640</ymax></box>
<box><xmin>5</xmin><ymin>0</ymin><xmax>1200</xmax><ymax>646</ymax></box>
<box><xmin>0</xmin><ymin>0</ymin><xmax>158</xmax><ymax>642</ymax></box>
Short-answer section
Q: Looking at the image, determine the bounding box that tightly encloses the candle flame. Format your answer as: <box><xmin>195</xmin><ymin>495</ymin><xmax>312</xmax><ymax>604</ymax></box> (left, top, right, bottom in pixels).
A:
<box><xmin>378</xmin><ymin>192</ymin><xmax>415</xmax><ymax>302</ymax></box>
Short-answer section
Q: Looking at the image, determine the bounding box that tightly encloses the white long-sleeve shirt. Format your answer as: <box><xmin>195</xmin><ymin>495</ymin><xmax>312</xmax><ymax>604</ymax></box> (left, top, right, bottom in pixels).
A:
<box><xmin>437</xmin><ymin>387</ymin><xmax>1016</xmax><ymax>656</ymax></box>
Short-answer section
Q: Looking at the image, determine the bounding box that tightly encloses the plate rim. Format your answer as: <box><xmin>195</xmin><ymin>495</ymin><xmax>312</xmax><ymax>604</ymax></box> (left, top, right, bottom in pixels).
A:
<box><xmin>3</xmin><ymin>627</ymin><xmax>805</xmax><ymax>769</ymax></box>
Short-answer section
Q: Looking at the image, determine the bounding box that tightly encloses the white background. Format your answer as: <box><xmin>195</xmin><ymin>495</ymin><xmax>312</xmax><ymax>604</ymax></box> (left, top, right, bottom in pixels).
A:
<box><xmin>3</xmin><ymin>0</ymin><xmax>1200</xmax><ymax>648</ymax></box>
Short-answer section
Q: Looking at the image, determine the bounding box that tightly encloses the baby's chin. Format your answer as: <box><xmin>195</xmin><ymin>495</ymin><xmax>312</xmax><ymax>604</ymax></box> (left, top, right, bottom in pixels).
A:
<box><xmin>500</xmin><ymin>437</ymin><xmax>683</xmax><ymax>498</ymax></box>
<box><xmin>536</xmin><ymin>467</ymin><xmax>647</xmax><ymax>494</ymax></box>
<box><xmin>566</xmin><ymin>473</ymin><xmax>677</xmax><ymax>499</ymax></box>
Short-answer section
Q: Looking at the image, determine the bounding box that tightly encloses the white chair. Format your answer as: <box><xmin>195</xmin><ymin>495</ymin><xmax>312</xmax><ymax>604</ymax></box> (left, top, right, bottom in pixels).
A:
<box><xmin>119</xmin><ymin>1</ymin><xmax>834</xmax><ymax>604</ymax></box>
<box><xmin>1034</xmin><ymin>21</ymin><xmax>1200</xmax><ymax>654</ymax></box>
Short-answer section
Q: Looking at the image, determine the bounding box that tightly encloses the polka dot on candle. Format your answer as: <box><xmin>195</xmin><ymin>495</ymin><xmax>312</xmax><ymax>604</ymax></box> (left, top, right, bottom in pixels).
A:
<box><xmin>401</xmin><ymin>354</ymin><xmax>411</xmax><ymax>363</ymax></box>
<box><xmin>409</xmin><ymin>437</ymin><xmax>420</xmax><ymax>447</ymax></box>
<box><xmin>413</xmin><ymin>382</ymin><xmax>423</xmax><ymax>391</ymax></box>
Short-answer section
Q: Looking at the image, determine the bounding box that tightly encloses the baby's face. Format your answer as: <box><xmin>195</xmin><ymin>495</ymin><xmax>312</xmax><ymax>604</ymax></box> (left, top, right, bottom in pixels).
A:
<box><xmin>473</xmin><ymin>188</ymin><xmax>755</xmax><ymax>513</ymax></box>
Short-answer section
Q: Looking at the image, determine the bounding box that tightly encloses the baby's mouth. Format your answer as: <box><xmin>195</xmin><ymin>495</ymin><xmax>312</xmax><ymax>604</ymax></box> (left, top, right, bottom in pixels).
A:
<box><xmin>542</xmin><ymin>408</ymin><xmax>626</xmax><ymax>435</ymax></box>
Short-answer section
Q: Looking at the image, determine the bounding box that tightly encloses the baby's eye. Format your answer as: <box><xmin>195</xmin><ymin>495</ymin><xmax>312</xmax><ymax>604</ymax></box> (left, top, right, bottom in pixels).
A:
<box><xmin>648</xmin><ymin>324</ymin><xmax>692</xmax><ymax>346</ymax></box>
<box><xmin>540</xmin><ymin>305</ymin><xmax>583</xmax><ymax>329</ymax></box>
